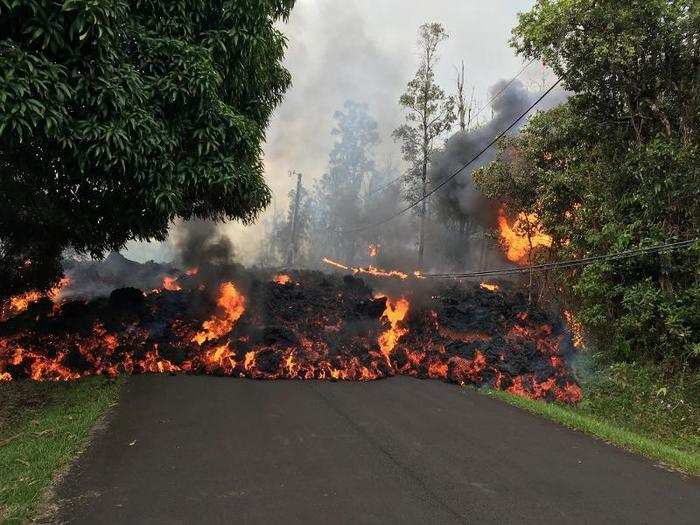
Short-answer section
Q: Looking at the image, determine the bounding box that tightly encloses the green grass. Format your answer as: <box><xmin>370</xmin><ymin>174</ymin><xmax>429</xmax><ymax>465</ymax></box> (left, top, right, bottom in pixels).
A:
<box><xmin>482</xmin><ymin>361</ymin><xmax>700</xmax><ymax>475</ymax></box>
<box><xmin>0</xmin><ymin>377</ymin><xmax>122</xmax><ymax>524</ymax></box>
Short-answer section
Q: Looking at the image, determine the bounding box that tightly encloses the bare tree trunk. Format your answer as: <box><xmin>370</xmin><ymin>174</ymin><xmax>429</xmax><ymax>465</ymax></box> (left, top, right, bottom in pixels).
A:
<box><xmin>419</xmin><ymin>154</ymin><xmax>428</xmax><ymax>268</ymax></box>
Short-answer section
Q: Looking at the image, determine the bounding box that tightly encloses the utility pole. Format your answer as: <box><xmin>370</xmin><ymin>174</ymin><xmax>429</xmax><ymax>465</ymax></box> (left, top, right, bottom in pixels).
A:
<box><xmin>286</xmin><ymin>170</ymin><xmax>303</xmax><ymax>267</ymax></box>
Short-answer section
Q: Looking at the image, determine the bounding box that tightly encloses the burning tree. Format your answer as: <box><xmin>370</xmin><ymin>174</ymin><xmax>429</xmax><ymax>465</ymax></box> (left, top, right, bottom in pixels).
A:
<box><xmin>0</xmin><ymin>0</ymin><xmax>296</xmax><ymax>298</ymax></box>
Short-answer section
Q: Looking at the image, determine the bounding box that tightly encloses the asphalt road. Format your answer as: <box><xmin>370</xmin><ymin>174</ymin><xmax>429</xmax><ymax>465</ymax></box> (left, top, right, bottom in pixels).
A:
<box><xmin>49</xmin><ymin>376</ymin><xmax>699</xmax><ymax>524</ymax></box>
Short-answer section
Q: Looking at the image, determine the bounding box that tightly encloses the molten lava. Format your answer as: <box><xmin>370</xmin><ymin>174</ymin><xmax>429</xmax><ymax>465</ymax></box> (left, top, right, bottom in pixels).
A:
<box><xmin>378</xmin><ymin>297</ymin><xmax>410</xmax><ymax>363</ymax></box>
<box><xmin>0</xmin><ymin>269</ymin><xmax>583</xmax><ymax>404</ymax></box>
<box><xmin>163</xmin><ymin>276</ymin><xmax>182</xmax><ymax>291</ymax></box>
<box><xmin>273</xmin><ymin>274</ymin><xmax>292</xmax><ymax>285</ymax></box>
<box><xmin>497</xmin><ymin>207</ymin><xmax>552</xmax><ymax>263</ymax></box>
<box><xmin>192</xmin><ymin>282</ymin><xmax>246</xmax><ymax>345</ymax></box>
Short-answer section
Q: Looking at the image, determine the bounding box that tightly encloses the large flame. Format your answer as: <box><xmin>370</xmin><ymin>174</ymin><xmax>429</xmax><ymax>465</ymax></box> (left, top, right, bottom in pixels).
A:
<box><xmin>378</xmin><ymin>298</ymin><xmax>410</xmax><ymax>363</ymax></box>
<box><xmin>497</xmin><ymin>207</ymin><xmax>552</xmax><ymax>263</ymax></box>
<box><xmin>192</xmin><ymin>282</ymin><xmax>246</xmax><ymax>345</ymax></box>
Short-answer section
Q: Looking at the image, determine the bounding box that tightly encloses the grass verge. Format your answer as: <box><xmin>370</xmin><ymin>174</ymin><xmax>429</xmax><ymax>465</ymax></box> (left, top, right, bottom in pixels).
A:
<box><xmin>0</xmin><ymin>377</ymin><xmax>122</xmax><ymax>524</ymax></box>
<box><xmin>482</xmin><ymin>361</ymin><xmax>699</xmax><ymax>476</ymax></box>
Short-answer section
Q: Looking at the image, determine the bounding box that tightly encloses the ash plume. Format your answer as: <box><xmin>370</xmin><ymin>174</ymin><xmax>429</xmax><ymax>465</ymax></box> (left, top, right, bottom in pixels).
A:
<box><xmin>172</xmin><ymin>220</ymin><xmax>242</xmax><ymax>285</ymax></box>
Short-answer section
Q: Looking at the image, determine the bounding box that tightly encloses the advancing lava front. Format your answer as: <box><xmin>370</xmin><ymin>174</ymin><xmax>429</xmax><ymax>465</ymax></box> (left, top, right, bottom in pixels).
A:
<box><xmin>0</xmin><ymin>270</ymin><xmax>581</xmax><ymax>403</ymax></box>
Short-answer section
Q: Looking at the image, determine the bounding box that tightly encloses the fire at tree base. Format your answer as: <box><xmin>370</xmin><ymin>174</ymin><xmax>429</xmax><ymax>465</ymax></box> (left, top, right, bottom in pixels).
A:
<box><xmin>0</xmin><ymin>268</ymin><xmax>582</xmax><ymax>404</ymax></box>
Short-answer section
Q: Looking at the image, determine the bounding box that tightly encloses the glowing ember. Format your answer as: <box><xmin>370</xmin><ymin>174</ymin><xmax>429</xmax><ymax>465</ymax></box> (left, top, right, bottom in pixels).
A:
<box><xmin>186</xmin><ymin>267</ymin><xmax>199</xmax><ymax>276</ymax></box>
<box><xmin>368</xmin><ymin>244</ymin><xmax>380</xmax><ymax>257</ymax></box>
<box><xmin>163</xmin><ymin>276</ymin><xmax>182</xmax><ymax>291</ymax></box>
<box><xmin>273</xmin><ymin>274</ymin><xmax>292</xmax><ymax>285</ymax></box>
<box><xmin>192</xmin><ymin>282</ymin><xmax>246</xmax><ymax>345</ymax></box>
<box><xmin>497</xmin><ymin>207</ymin><xmax>552</xmax><ymax>263</ymax></box>
<box><xmin>8</xmin><ymin>291</ymin><xmax>42</xmax><ymax>314</ymax></box>
<box><xmin>480</xmin><ymin>283</ymin><xmax>499</xmax><ymax>292</ymax></box>
<box><xmin>48</xmin><ymin>276</ymin><xmax>71</xmax><ymax>301</ymax></box>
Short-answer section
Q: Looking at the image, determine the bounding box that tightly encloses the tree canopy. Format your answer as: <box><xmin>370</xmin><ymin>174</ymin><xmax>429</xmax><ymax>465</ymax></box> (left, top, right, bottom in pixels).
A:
<box><xmin>475</xmin><ymin>0</ymin><xmax>699</xmax><ymax>364</ymax></box>
<box><xmin>0</xmin><ymin>0</ymin><xmax>295</xmax><ymax>297</ymax></box>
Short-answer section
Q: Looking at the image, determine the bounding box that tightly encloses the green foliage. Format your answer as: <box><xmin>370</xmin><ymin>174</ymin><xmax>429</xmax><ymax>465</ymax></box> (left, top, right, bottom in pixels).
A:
<box><xmin>485</xmin><ymin>359</ymin><xmax>700</xmax><ymax>474</ymax></box>
<box><xmin>393</xmin><ymin>22</ymin><xmax>456</xmax><ymax>206</ymax></box>
<box><xmin>0</xmin><ymin>0</ymin><xmax>295</xmax><ymax>297</ymax></box>
<box><xmin>575</xmin><ymin>361</ymin><xmax>699</xmax><ymax>455</ymax></box>
<box><xmin>475</xmin><ymin>0</ymin><xmax>699</xmax><ymax>364</ymax></box>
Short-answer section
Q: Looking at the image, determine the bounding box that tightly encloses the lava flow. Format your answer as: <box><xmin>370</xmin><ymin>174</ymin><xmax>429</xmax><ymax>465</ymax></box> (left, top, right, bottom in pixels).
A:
<box><xmin>0</xmin><ymin>268</ymin><xmax>582</xmax><ymax>403</ymax></box>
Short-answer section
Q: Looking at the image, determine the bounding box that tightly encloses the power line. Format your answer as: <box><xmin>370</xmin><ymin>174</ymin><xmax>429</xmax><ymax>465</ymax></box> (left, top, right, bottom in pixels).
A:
<box><xmin>321</xmin><ymin>239</ymin><xmax>697</xmax><ymax>280</ymax></box>
<box><xmin>469</xmin><ymin>58</ymin><xmax>536</xmax><ymax>123</ymax></box>
<box><xmin>422</xmin><ymin>239</ymin><xmax>697</xmax><ymax>279</ymax></box>
<box><xmin>363</xmin><ymin>58</ymin><xmax>537</xmax><ymax>199</ymax></box>
<box><xmin>341</xmin><ymin>78</ymin><xmax>562</xmax><ymax>233</ymax></box>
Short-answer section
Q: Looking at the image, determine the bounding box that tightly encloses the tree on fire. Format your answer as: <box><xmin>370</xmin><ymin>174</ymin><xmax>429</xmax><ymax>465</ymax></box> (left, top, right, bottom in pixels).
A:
<box><xmin>0</xmin><ymin>0</ymin><xmax>295</xmax><ymax>298</ymax></box>
<box><xmin>393</xmin><ymin>22</ymin><xmax>456</xmax><ymax>268</ymax></box>
<box><xmin>474</xmin><ymin>0</ymin><xmax>699</xmax><ymax>365</ymax></box>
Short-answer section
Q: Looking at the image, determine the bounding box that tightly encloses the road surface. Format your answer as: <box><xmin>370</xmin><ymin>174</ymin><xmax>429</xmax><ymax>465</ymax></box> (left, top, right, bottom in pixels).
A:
<box><xmin>48</xmin><ymin>376</ymin><xmax>699</xmax><ymax>524</ymax></box>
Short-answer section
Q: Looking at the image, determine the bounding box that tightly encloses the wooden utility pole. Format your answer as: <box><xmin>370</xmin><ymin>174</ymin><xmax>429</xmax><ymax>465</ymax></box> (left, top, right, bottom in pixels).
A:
<box><xmin>286</xmin><ymin>170</ymin><xmax>303</xmax><ymax>267</ymax></box>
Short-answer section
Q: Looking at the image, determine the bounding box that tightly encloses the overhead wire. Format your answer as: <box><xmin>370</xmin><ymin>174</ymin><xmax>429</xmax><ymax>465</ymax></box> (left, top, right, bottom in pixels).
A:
<box><xmin>340</xmin><ymin>77</ymin><xmax>562</xmax><ymax>233</ymax></box>
<box><xmin>421</xmin><ymin>239</ymin><xmax>697</xmax><ymax>279</ymax></box>
<box><xmin>363</xmin><ymin>58</ymin><xmax>537</xmax><ymax>198</ymax></box>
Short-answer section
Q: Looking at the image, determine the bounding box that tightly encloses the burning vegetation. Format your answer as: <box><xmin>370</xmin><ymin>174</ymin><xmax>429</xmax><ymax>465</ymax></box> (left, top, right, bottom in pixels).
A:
<box><xmin>0</xmin><ymin>264</ymin><xmax>581</xmax><ymax>403</ymax></box>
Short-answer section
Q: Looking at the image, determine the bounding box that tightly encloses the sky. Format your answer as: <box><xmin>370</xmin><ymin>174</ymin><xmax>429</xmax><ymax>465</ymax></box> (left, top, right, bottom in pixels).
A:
<box><xmin>124</xmin><ymin>0</ymin><xmax>539</xmax><ymax>264</ymax></box>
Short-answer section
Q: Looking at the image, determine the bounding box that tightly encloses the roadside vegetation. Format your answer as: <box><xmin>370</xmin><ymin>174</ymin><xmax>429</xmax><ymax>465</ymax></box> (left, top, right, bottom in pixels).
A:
<box><xmin>0</xmin><ymin>377</ymin><xmax>121</xmax><ymax>523</ymax></box>
<box><xmin>472</xmin><ymin>0</ymin><xmax>699</xmax><ymax>472</ymax></box>
<box><xmin>485</xmin><ymin>359</ymin><xmax>699</xmax><ymax>475</ymax></box>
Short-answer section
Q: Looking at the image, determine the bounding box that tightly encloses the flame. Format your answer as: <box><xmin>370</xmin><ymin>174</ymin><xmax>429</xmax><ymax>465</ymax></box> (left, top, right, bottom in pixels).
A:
<box><xmin>8</xmin><ymin>291</ymin><xmax>42</xmax><ymax>313</ymax></box>
<box><xmin>163</xmin><ymin>276</ymin><xmax>182</xmax><ymax>291</ymax></box>
<box><xmin>273</xmin><ymin>274</ymin><xmax>292</xmax><ymax>285</ymax></box>
<box><xmin>48</xmin><ymin>276</ymin><xmax>71</xmax><ymax>301</ymax></box>
<box><xmin>192</xmin><ymin>282</ymin><xmax>246</xmax><ymax>345</ymax></box>
<box><xmin>480</xmin><ymin>283</ymin><xmax>499</xmax><ymax>292</ymax></box>
<box><xmin>497</xmin><ymin>207</ymin><xmax>552</xmax><ymax>263</ymax></box>
<box><xmin>368</xmin><ymin>244</ymin><xmax>380</xmax><ymax>257</ymax></box>
<box><xmin>378</xmin><ymin>298</ymin><xmax>410</xmax><ymax>362</ymax></box>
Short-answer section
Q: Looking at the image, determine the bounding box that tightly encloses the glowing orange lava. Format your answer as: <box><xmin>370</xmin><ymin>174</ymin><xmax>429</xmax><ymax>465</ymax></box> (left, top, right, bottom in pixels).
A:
<box><xmin>497</xmin><ymin>207</ymin><xmax>552</xmax><ymax>263</ymax></box>
<box><xmin>192</xmin><ymin>282</ymin><xmax>246</xmax><ymax>345</ymax></box>
<box><xmin>163</xmin><ymin>276</ymin><xmax>182</xmax><ymax>291</ymax></box>
<box><xmin>8</xmin><ymin>291</ymin><xmax>42</xmax><ymax>314</ymax></box>
<box><xmin>480</xmin><ymin>283</ymin><xmax>499</xmax><ymax>292</ymax></box>
<box><xmin>322</xmin><ymin>258</ymin><xmax>409</xmax><ymax>280</ymax></box>
<box><xmin>378</xmin><ymin>298</ymin><xmax>410</xmax><ymax>362</ymax></box>
<box><xmin>273</xmin><ymin>274</ymin><xmax>292</xmax><ymax>285</ymax></box>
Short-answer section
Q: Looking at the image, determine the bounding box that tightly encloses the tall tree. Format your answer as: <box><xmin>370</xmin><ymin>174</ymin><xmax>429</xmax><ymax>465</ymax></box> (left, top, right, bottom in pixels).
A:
<box><xmin>393</xmin><ymin>22</ymin><xmax>456</xmax><ymax>267</ymax></box>
<box><xmin>0</xmin><ymin>0</ymin><xmax>295</xmax><ymax>298</ymax></box>
<box><xmin>314</xmin><ymin>101</ymin><xmax>379</xmax><ymax>263</ymax></box>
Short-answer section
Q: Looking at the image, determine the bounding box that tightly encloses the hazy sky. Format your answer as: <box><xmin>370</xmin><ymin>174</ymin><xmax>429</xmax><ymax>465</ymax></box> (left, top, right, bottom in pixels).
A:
<box><xmin>124</xmin><ymin>0</ymin><xmax>539</xmax><ymax>264</ymax></box>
